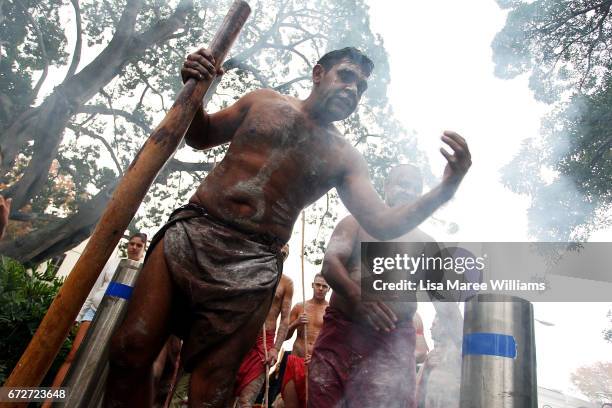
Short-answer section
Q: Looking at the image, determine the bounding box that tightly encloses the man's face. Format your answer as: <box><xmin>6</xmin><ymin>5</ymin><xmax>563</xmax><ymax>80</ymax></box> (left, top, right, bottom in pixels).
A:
<box><xmin>127</xmin><ymin>237</ymin><xmax>146</xmax><ymax>261</ymax></box>
<box><xmin>312</xmin><ymin>276</ymin><xmax>330</xmax><ymax>300</ymax></box>
<box><xmin>314</xmin><ymin>59</ymin><xmax>369</xmax><ymax>122</ymax></box>
<box><xmin>384</xmin><ymin>168</ymin><xmax>423</xmax><ymax>207</ymax></box>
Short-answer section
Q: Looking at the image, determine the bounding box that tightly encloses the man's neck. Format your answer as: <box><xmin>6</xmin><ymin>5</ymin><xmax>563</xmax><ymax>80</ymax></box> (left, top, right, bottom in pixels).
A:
<box><xmin>301</xmin><ymin>93</ymin><xmax>331</xmax><ymax>125</ymax></box>
<box><xmin>309</xmin><ymin>297</ymin><xmax>327</xmax><ymax>305</ymax></box>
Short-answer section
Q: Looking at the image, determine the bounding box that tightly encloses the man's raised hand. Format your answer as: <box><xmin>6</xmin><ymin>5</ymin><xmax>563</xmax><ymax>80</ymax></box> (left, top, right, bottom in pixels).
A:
<box><xmin>440</xmin><ymin>130</ymin><xmax>471</xmax><ymax>191</ymax></box>
<box><xmin>181</xmin><ymin>48</ymin><xmax>224</xmax><ymax>83</ymax></box>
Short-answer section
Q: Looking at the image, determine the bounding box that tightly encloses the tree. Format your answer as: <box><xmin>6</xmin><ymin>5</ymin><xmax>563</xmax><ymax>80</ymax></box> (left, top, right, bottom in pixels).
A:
<box><xmin>492</xmin><ymin>0</ymin><xmax>612</xmax><ymax>241</ymax></box>
<box><xmin>570</xmin><ymin>361</ymin><xmax>612</xmax><ymax>404</ymax></box>
<box><xmin>0</xmin><ymin>0</ymin><xmax>427</xmax><ymax>265</ymax></box>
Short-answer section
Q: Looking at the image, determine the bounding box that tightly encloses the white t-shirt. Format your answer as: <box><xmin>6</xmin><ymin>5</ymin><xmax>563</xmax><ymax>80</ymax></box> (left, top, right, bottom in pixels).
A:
<box><xmin>76</xmin><ymin>257</ymin><xmax>122</xmax><ymax>322</ymax></box>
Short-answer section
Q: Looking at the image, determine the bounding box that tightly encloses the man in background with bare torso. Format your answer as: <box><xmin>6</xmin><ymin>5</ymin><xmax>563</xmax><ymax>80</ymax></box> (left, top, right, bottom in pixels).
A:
<box><xmin>282</xmin><ymin>274</ymin><xmax>329</xmax><ymax>408</ymax></box>
<box><xmin>309</xmin><ymin>165</ymin><xmax>440</xmax><ymax>408</ymax></box>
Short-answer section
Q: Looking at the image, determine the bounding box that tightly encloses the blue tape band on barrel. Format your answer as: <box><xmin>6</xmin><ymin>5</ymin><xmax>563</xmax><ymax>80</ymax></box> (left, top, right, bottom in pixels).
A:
<box><xmin>463</xmin><ymin>333</ymin><xmax>517</xmax><ymax>358</ymax></box>
<box><xmin>105</xmin><ymin>282</ymin><xmax>133</xmax><ymax>300</ymax></box>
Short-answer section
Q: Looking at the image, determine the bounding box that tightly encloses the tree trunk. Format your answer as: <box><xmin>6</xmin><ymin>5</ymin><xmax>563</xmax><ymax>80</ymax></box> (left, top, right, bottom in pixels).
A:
<box><xmin>0</xmin><ymin>158</ymin><xmax>213</xmax><ymax>264</ymax></box>
<box><xmin>0</xmin><ymin>180</ymin><xmax>118</xmax><ymax>264</ymax></box>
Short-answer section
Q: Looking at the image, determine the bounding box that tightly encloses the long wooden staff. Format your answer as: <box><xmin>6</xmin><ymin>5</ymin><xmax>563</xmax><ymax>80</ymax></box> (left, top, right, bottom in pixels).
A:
<box><xmin>300</xmin><ymin>210</ymin><xmax>308</xmax><ymax>406</ymax></box>
<box><xmin>4</xmin><ymin>0</ymin><xmax>251</xmax><ymax>394</ymax></box>
<box><xmin>262</xmin><ymin>325</ymin><xmax>270</xmax><ymax>408</ymax></box>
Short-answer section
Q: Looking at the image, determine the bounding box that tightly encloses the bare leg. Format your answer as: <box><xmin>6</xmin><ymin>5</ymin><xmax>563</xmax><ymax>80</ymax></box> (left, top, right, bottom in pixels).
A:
<box><xmin>282</xmin><ymin>380</ymin><xmax>299</xmax><ymax>408</ymax></box>
<box><xmin>106</xmin><ymin>239</ymin><xmax>173</xmax><ymax>408</ymax></box>
<box><xmin>153</xmin><ymin>340</ymin><xmax>170</xmax><ymax>387</ymax></box>
<box><xmin>188</xmin><ymin>296</ymin><xmax>273</xmax><ymax>408</ymax></box>
<box><xmin>41</xmin><ymin>321</ymin><xmax>91</xmax><ymax>408</ymax></box>
<box><xmin>237</xmin><ymin>373</ymin><xmax>266</xmax><ymax>408</ymax></box>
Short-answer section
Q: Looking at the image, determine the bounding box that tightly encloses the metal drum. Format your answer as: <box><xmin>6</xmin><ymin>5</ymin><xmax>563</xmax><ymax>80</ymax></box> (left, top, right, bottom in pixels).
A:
<box><xmin>63</xmin><ymin>258</ymin><xmax>142</xmax><ymax>408</ymax></box>
<box><xmin>460</xmin><ymin>294</ymin><xmax>537</xmax><ymax>408</ymax></box>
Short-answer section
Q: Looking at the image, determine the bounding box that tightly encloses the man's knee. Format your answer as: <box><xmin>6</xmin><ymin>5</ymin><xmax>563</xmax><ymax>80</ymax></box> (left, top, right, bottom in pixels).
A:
<box><xmin>109</xmin><ymin>330</ymin><xmax>158</xmax><ymax>370</ymax></box>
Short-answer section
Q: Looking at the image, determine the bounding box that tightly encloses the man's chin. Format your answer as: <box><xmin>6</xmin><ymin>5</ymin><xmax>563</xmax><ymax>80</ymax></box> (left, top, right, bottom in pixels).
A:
<box><xmin>325</xmin><ymin>106</ymin><xmax>352</xmax><ymax>122</ymax></box>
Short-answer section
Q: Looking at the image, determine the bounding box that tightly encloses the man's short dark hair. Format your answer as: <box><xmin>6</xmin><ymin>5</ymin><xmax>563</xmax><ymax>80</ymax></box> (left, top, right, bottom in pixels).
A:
<box><xmin>129</xmin><ymin>232</ymin><xmax>148</xmax><ymax>243</ymax></box>
<box><xmin>314</xmin><ymin>273</ymin><xmax>326</xmax><ymax>282</ymax></box>
<box><xmin>316</xmin><ymin>47</ymin><xmax>374</xmax><ymax>76</ymax></box>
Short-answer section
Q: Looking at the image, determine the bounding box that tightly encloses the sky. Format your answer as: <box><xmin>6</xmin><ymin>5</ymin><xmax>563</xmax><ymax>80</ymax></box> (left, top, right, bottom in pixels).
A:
<box><xmin>282</xmin><ymin>0</ymin><xmax>611</xmax><ymax>401</ymax></box>
<box><xmin>34</xmin><ymin>0</ymin><xmax>611</xmax><ymax>401</ymax></box>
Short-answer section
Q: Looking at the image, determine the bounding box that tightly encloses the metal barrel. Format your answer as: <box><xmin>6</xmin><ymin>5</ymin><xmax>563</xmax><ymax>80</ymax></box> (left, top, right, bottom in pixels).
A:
<box><xmin>62</xmin><ymin>259</ymin><xmax>142</xmax><ymax>407</ymax></box>
<box><xmin>460</xmin><ymin>294</ymin><xmax>537</xmax><ymax>408</ymax></box>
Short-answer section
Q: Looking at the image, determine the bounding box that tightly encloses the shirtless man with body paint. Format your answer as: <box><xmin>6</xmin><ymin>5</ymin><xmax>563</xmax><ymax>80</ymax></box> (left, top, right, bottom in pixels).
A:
<box><xmin>308</xmin><ymin>165</ymin><xmax>445</xmax><ymax>408</ymax></box>
<box><xmin>282</xmin><ymin>274</ymin><xmax>330</xmax><ymax>408</ymax></box>
<box><xmin>106</xmin><ymin>47</ymin><xmax>471</xmax><ymax>407</ymax></box>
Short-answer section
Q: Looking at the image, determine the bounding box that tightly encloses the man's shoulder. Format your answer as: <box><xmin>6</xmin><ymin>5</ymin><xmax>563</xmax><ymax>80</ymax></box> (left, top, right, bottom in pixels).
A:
<box><xmin>280</xmin><ymin>274</ymin><xmax>294</xmax><ymax>288</ymax></box>
<box><xmin>246</xmin><ymin>88</ymin><xmax>293</xmax><ymax>103</ymax></box>
<box><xmin>236</xmin><ymin>88</ymin><xmax>285</xmax><ymax>108</ymax></box>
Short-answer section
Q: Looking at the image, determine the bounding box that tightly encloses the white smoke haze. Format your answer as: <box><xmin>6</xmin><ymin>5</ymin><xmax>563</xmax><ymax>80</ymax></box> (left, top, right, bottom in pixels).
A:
<box><xmin>363</xmin><ymin>4</ymin><xmax>612</xmax><ymax>403</ymax></box>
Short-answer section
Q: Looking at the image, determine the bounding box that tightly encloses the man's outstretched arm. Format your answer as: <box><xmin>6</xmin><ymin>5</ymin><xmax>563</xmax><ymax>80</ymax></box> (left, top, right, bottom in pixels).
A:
<box><xmin>337</xmin><ymin>131</ymin><xmax>471</xmax><ymax>240</ymax></box>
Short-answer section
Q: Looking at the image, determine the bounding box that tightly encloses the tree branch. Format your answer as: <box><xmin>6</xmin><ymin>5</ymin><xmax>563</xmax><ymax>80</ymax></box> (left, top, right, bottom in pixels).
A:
<box><xmin>537</xmin><ymin>1</ymin><xmax>612</xmax><ymax>35</ymax></box>
<box><xmin>133</xmin><ymin>63</ymin><xmax>167</xmax><ymax>111</ymax></box>
<box><xmin>99</xmin><ymin>89</ymin><xmax>120</xmax><ymax>154</ymax></box>
<box><xmin>9</xmin><ymin>211</ymin><xmax>62</xmax><ymax>223</ymax></box>
<box><xmin>77</xmin><ymin>104</ymin><xmax>152</xmax><ymax>133</ymax></box>
<box><xmin>224</xmin><ymin>58</ymin><xmax>271</xmax><ymax>87</ymax></box>
<box><xmin>14</xmin><ymin>0</ymin><xmax>49</xmax><ymax>104</ymax></box>
<box><xmin>63</xmin><ymin>0</ymin><xmax>83</xmax><ymax>81</ymax></box>
<box><xmin>578</xmin><ymin>5</ymin><xmax>610</xmax><ymax>91</ymax></box>
<box><xmin>67</xmin><ymin>124</ymin><xmax>124</xmax><ymax>176</ymax></box>
<box><xmin>263</xmin><ymin>42</ymin><xmax>312</xmax><ymax>67</ymax></box>
<box><xmin>131</xmin><ymin>0</ymin><xmax>192</xmax><ymax>51</ymax></box>
<box><xmin>273</xmin><ymin>75</ymin><xmax>309</xmax><ymax>92</ymax></box>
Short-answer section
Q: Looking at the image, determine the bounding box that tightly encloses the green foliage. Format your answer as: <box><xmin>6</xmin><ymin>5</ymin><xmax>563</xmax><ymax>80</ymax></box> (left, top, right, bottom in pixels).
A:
<box><xmin>493</xmin><ymin>0</ymin><xmax>612</xmax><ymax>241</ymax></box>
<box><xmin>0</xmin><ymin>257</ymin><xmax>74</xmax><ymax>384</ymax></box>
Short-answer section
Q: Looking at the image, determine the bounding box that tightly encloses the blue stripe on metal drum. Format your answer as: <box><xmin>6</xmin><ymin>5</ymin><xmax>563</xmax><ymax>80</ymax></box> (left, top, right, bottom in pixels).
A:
<box><xmin>105</xmin><ymin>281</ymin><xmax>134</xmax><ymax>300</ymax></box>
<box><xmin>463</xmin><ymin>332</ymin><xmax>517</xmax><ymax>358</ymax></box>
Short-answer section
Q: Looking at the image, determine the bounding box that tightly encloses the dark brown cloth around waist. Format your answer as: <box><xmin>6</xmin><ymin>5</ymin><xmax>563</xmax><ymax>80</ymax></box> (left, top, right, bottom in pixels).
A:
<box><xmin>148</xmin><ymin>203</ymin><xmax>284</xmax><ymax>371</ymax></box>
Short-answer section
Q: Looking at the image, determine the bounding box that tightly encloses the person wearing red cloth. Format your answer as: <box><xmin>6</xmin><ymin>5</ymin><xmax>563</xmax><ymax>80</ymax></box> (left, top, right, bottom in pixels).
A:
<box><xmin>282</xmin><ymin>274</ymin><xmax>329</xmax><ymax>408</ymax></box>
<box><xmin>235</xmin><ymin>244</ymin><xmax>293</xmax><ymax>408</ymax></box>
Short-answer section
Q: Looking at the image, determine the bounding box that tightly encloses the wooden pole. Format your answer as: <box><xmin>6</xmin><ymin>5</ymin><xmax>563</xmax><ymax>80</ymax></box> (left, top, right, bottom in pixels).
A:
<box><xmin>4</xmin><ymin>0</ymin><xmax>251</xmax><ymax>395</ymax></box>
<box><xmin>300</xmin><ymin>210</ymin><xmax>308</xmax><ymax>405</ymax></box>
<box><xmin>262</xmin><ymin>325</ymin><xmax>269</xmax><ymax>408</ymax></box>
